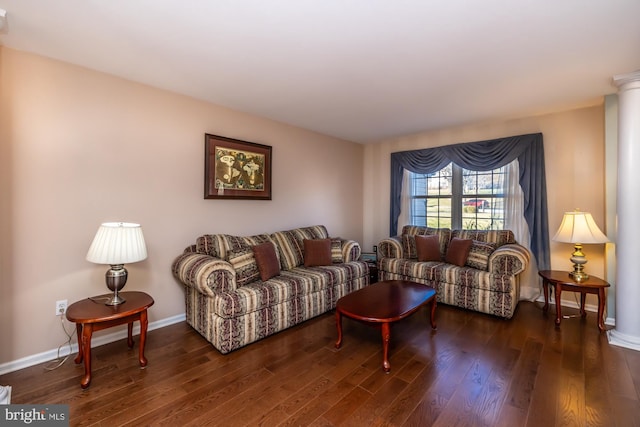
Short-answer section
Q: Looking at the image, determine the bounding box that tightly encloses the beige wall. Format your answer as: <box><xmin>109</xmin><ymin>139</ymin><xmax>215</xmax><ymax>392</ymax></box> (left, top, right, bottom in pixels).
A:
<box><xmin>363</xmin><ymin>105</ymin><xmax>607</xmax><ymax>298</ymax></box>
<box><xmin>0</xmin><ymin>47</ymin><xmax>364</xmax><ymax>365</ymax></box>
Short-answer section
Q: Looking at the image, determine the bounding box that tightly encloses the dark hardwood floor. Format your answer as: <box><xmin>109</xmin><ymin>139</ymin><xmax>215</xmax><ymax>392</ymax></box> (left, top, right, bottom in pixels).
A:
<box><xmin>2</xmin><ymin>301</ymin><xmax>640</xmax><ymax>426</ymax></box>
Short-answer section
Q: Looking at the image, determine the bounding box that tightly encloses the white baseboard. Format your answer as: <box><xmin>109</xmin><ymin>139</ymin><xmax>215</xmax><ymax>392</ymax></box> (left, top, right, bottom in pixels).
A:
<box><xmin>533</xmin><ymin>295</ymin><xmax>615</xmax><ymax>325</ymax></box>
<box><xmin>0</xmin><ymin>313</ymin><xmax>186</xmax><ymax>377</ymax></box>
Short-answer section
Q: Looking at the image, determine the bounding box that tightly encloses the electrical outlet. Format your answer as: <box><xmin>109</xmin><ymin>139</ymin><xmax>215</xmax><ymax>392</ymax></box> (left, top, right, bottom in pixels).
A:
<box><xmin>55</xmin><ymin>299</ymin><xmax>68</xmax><ymax>316</ymax></box>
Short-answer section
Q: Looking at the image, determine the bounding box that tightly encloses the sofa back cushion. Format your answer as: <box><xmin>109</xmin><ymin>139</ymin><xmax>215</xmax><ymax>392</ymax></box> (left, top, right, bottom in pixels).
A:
<box><xmin>452</xmin><ymin>229</ymin><xmax>515</xmax><ymax>247</ymax></box>
<box><xmin>271</xmin><ymin>225</ymin><xmax>329</xmax><ymax>270</ymax></box>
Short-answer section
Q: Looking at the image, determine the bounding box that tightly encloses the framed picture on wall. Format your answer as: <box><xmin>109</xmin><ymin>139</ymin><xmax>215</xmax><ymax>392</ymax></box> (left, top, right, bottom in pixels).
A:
<box><xmin>204</xmin><ymin>133</ymin><xmax>272</xmax><ymax>200</ymax></box>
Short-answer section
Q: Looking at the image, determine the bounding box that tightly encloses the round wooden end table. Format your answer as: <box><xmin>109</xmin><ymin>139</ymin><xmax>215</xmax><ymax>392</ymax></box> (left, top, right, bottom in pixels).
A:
<box><xmin>66</xmin><ymin>291</ymin><xmax>154</xmax><ymax>388</ymax></box>
<box><xmin>538</xmin><ymin>270</ymin><xmax>610</xmax><ymax>332</ymax></box>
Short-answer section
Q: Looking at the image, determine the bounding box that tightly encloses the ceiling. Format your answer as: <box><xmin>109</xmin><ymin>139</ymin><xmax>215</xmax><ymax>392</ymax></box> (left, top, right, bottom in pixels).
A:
<box><xmin>1</xmin><ymin>1</ymin><xmax>639</xmax><ymax>143</ymax></box>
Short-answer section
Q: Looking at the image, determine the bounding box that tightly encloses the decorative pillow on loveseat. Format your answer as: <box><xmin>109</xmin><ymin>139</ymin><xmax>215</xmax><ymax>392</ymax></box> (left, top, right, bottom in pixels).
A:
<box><xmin>465</xmin><ymin>241</ymin><xmax>497</xmax><ymax>271</ymax></box>
<box><xmin>415</xmin><ymin>235</ymin><xmax>442</xmax><ymax>262</ymax></box>
<box><xmin>444</xmin><ymin>238</ymin><xmax>473</xmax><ymax>266</ymax></box>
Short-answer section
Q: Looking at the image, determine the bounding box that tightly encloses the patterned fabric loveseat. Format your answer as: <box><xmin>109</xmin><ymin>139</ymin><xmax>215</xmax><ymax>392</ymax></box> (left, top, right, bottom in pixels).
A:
<box><xmin>378</xmin><ymin>226</ymin><xmax>530</xmax><ymax>319</ymax></box>
<box><xmin>172</xmin><ymin>225</ymin><xmax>369</xmax><ymax>353</ymax></box>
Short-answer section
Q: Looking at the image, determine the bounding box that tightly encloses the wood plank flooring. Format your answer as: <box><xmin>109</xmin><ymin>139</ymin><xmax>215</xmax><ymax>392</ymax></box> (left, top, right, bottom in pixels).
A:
<box><xmin>2</xmin><ymin>301</ymin><xmax>639</xmax><ymax>426</ymax></box>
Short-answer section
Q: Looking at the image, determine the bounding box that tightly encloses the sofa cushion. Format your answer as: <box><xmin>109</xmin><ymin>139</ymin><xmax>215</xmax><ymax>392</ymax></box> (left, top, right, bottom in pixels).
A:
<box><xmin>227</xmin><ymin>246</ymin><xmax>260</xmax><ymax>287</ymax></box>
<box><xmin>304</xmin><ymin>239</ymin><xmax>332</xmax><ymax>267</ymax></box>
<box><xmin>466</xmin><ymin>241</ymin><xmax>497</xmax><ymax>271</ymax></box>
<box><xmin>445</xmin><ymin>238</ymin><xmax>473</xmax><ymax>266</ymax></box>
<box><xmin>416</xmin><ymin>235</ymin><xmax>442</xmax><ymax>262</ymax></box>
<box><xmin>252</xmin><ymin>242</ymin><xmax>281</xmax><ymax>281</ymax></box>
<box><xmin>211</xmin><ymin>262</ymin><xmax>367</xmax><ymax>318</ymax></box>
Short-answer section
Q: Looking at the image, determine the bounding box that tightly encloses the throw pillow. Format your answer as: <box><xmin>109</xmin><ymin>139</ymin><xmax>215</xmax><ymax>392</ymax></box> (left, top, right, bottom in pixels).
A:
<box><xmin>304</xmin><ymin>239</ymin><xmax>332</xmax><ymax>267</ymax></box>
<box><xmin>445</xmin><ymin>238</ymin><xmax>473</xmax><ymax>267</ymax></box>
<box><xmin>402</xmin><ymin>234</ymin><xmax>418</xmax><ymax>259</ymax></box>
<box><xmin>466</xmin><ymin>241</ymin><xmax>497</xmax><ymax>271</ymax></box>
<box><xmin>415</xmin><ymin>234</ymin><xmax>441</xmax><ymax>262</ymax></box>
<box><xmin>331</xmin><ymin>238</ymin><xmax>343</xmax><ymax>263</ymax></box>
<box><xmin>227</xmin><ymin>246</ymin><xmax>260</xmax><ymax>287</ymax></box>
<box><xmin>252</xmin><ymin>242</ymin><xmax>281</xmax><ymax>281</ymax></box>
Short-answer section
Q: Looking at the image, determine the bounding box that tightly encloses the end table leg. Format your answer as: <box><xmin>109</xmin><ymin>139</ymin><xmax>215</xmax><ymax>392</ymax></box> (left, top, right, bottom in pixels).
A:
<box><xmin>542</xmin><ymin>280</ymin><xmax>549</xmax><ymax>312</ymax></box>
<box><xmin>580</xmin><ymin>292</ymin><xmax>587</xmax><ymax>317</ymax></box>
<box><xmin>139</xmin><ymin>310</ymin><xmax>149</xmax><ymax>367</ymax></box>
<box><xmin>554</xmin><ymin>284</ymin><xmax>562</xmax><ymax>327</ymax></box>
<box><xmin>381</xmin><ymin>322</ymin><xmax>391</xmax><ymax>373</ymax></box>
<box><xmin>597</xmin><ymin>288</ymin><xmax>606</xmax><ymax>332</ymax></box>
<box><xmin>73</xmin><ymin>323</ymin><xmax>83</xmax><ymax>364</ymax></box>
<box><xmin>127</xmin><ymin>322</ymin><xmax>134</xmax><ymax>349</ymax></box>
<box><xmin>335</xmin><ymin>310</ymin><xmax>343</xmax><ymax>349</ymax></box>
<box><xmin>80</xmin><ymin>324</ymin><xmax>93</xmax><ymax>389</ymax></box>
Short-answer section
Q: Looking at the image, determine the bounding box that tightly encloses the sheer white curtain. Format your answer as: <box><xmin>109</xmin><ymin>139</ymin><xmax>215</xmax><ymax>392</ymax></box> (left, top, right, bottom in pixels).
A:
<box><xmin>503</xmin><ymin>160</ymin><xmax>540</xmax><ymax>301</ymax></box>
<box><xmin>397</xmin><ymin>169</ymin><xmax>413</xmax><ymax>235</ymax></box>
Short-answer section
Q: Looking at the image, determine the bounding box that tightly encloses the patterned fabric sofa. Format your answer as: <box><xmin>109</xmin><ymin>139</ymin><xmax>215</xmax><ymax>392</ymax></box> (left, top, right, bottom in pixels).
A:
<box><xmin>172</xmin><ymin>225</ymin><xmax>369</xmax><ymax>353</ymax></box>
<box><xmin>378</xmin><ymin>226</ymin><xmax>530</xmax><ymax>319</ymax></box>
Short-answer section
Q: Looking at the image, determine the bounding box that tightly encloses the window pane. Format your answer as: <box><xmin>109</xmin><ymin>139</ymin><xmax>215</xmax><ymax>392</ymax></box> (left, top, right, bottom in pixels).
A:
<box><xmin>410</xmin><ymin>163</ymin><xmax>506</xmax><ymax>231</ymax></box>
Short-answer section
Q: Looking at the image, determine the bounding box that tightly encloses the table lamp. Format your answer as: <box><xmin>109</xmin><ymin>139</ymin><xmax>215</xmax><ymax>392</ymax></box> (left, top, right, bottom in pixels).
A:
<box><xmin>552</xmin><ymin>211</ymin><xmax>608</xmax><ymax>282</ymax></box>
<box><xmin>86</xmin><ymin>222</ymin><xmax>147</xmax><ymax>305</ymax></box>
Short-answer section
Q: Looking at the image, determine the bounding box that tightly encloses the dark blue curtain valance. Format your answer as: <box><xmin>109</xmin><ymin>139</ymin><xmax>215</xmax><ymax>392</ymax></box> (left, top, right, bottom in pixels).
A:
<box><xmin>390</xmin><ymin>132</ymin><xmax>550</xmax><ymax>270</ymax></box>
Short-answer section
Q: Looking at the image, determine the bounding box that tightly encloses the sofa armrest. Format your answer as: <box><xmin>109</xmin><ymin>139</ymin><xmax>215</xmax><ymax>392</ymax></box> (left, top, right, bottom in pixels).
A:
<box><xmin>172</xmin><ymin>252</ymin><xmax>237</xmax><ymax>295</ymax></box>
<box><xmin>341</xmin><ymin>239</ymin><xmax>362</xmax><ymax>263</ymax></box>
<box><xmin>378</xmin><ymin>236</ymin><xmax>403</xmax><ymax>259</ymax></box>
<box><xmin>488</xmin><ymin>244</ymin><xmax>531</xmax><ymax>276</ymax></box>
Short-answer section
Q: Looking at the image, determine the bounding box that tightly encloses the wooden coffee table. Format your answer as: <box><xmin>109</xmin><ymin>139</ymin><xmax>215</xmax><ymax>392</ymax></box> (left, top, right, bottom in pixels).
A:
<box><xmin>335</xmin><ymin>280</ymin><xmax>437</xmax><ymax>372</ymax></box>
<box><xmin>66</xmin><ymin>291</ymin><xmax>154</xmax><ymax>388</ymax></box>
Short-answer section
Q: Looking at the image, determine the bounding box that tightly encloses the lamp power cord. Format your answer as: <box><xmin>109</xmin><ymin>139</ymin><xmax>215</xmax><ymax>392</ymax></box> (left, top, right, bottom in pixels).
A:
<box><xmin>44</xmin><ymin>313</ymin><xmax>74</xmax><ymax>371</ymax></box>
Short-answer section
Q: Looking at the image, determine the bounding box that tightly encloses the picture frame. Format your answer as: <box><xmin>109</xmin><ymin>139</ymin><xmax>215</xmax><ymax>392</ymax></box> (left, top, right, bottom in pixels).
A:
<box><xmin>204</xmin><ymin>133</ymin><xmax>272</xmax><ymax>200</ymax></box>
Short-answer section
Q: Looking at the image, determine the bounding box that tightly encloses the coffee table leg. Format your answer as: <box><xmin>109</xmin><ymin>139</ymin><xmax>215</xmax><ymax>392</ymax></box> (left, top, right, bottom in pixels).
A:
<box><xmin>381</xmin><ymin>322</ymin><xmax>391</xmax><ymax>373</ymax></box>
<box><xmin>542</xmin><ymin>280</ymin><xmax>549</xmax><ymax>312</ymax></box>
<box><xmin>335</xmin><ymin>310</ymin><xmax>343</xmax><ymax>349</ymax></box>
<box><xmin>80</xmin><ymin>323</ymin><xmax>93</xmax><ymax>389</ymax></box>
<box><xmin>430</xmin><ymin>298</ymin><xmax>437</xmax><ymax>330</ymax></box>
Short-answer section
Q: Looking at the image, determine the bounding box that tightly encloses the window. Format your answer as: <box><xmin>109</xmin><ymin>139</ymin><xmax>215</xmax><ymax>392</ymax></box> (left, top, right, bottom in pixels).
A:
<box><xmin>410</xmin><ymin>163</ymin><xmax>506</xmax><ymax>230</ymax></box>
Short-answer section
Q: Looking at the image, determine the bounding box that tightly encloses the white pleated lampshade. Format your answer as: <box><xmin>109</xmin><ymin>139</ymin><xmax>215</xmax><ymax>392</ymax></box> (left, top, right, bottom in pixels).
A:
<box><xmin>86</xmin><ymin>222</ymin><xmax>147</xmax><ymax>265</ymax></box>
<box><xmin>552</xmin><ymin>211</ymin><xmax>609</xmax><ymax>244</ymax></box>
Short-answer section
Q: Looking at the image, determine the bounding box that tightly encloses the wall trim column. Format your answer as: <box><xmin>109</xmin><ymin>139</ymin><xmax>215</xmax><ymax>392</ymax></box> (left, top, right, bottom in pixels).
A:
<box><xmin>608</xmin><ymin>70</ymin><xmax>640</xmax><ymax>351</ymax></box>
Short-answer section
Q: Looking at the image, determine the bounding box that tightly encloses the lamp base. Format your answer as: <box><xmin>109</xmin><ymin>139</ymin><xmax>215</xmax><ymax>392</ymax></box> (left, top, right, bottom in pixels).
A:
<box><xmin>569</xmin><ymin>270</ymin><xmax>589</xmax><ymax>282</ymax></box>
<box><xmin>105</xmin><ymin>264</ymin><xmax>128</xmax><ymax>306</ymax></box>
<box><xmin>569</xmin><ymin>243</ymin><xmax>589</xmax><ymax>283</ymax></box>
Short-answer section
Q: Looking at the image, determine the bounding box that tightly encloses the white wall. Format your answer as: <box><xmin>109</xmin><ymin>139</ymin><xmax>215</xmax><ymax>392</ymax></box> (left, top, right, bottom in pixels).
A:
<box><xmin>0</xmin><ymin>47</ymin><xmax>364</xmax><ymax>365</ymax></box>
